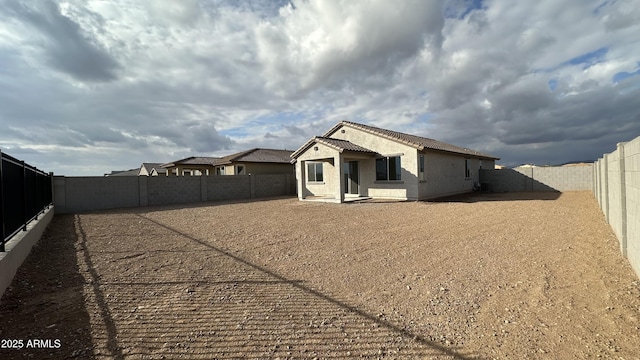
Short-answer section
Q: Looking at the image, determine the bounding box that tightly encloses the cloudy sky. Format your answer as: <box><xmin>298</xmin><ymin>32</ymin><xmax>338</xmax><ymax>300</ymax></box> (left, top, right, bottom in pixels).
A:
<box><xmin>1</xmin><ymin>0</ymin><xmax>639</xmax><ymax>175</ymax></box>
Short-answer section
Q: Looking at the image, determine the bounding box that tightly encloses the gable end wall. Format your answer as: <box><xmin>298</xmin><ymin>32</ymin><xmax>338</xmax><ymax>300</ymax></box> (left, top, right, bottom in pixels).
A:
<box><xmin>330</xmin><ymin>125</ymin><xmax>419</xmax><ymax>200</ymax></box>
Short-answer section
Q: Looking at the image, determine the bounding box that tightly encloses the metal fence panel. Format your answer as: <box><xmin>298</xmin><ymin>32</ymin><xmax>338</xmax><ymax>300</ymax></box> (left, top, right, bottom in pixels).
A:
<box><xmin>1</xmin><ymin>150</ymin><xmax>52</xmax><ymax>251</ymax></box>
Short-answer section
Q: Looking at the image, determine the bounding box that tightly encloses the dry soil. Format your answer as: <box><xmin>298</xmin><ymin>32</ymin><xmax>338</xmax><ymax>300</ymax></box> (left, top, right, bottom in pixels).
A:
<box><xmin>1</xmin><ymin>191</ymin><xmax>639</xmax><ymax>359</ymax></box>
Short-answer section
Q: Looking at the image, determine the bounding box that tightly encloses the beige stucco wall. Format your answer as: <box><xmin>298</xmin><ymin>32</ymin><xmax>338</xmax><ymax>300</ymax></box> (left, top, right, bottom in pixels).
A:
<box><xmin>330</xmin><ymin>125</ymin><xmax>419</xmax><ymax>200</ymax></box>
<box><xmin>214</xmin><ymin>164</ymin><xmax>233</xmax><ymax>175</ymax></box>
<box><xmin>481</xmin><ymin>159</ymin><xmax>496</xmax><ymax>170</ymax></box>
<box><xmin>295</xmin><ymin>142</ymin><xmax>340</xmax><ymax>199</ymax></box>
<box><xmin>419</xmin><ymin>150</ymin><xmax>495</xmax><ymax>200</ymax></box>
<box><xmin>418</xmin><ymin>151</ymin><xmax>483</xmax><ymax>199</ymax></box>
<box><xmin>168</xmin><ymin>165</ymin><xmax>212</xmax><ymax>176</ymax></box>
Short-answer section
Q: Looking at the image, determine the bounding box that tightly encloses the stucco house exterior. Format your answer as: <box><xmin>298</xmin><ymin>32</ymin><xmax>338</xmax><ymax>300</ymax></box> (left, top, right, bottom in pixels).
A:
<box><xmin>291</xmin><ymin>121</ymin><xmax>499</xmax><ymax>202</ymax></box>
<box><xmin>106</xmin><ymin>163</ymin><xmax>169</xmax><ymax>176</ymax></box>
<box><xmin>162</xmin><ymin>148</ymin><xmax>294</xmax><ymax>176</ymax></box>
<box><xmin>161</xmin><ymin>156</ymin><xmax>221</xmax><ymax>176</ymax></box>
<box><xmin>139</xmin><ymin>163</ymin><xmax>168</xmax><ymax>176</ymax></box>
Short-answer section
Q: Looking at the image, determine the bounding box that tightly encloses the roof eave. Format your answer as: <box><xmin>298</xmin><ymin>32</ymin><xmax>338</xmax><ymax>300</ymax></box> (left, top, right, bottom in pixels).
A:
<box><xmin>426</xmin><ymin>147</ymin><xmax>500</xmax><ymax>160</ymax></box>
<box><xmin>329</xmin><ymin>121</ymin><xmax>423</xmax><ymax>150</ymax></box>
<box><xmin>291</xmin><ymin>136</ymin><xmax>351</xmax><ymax>160</ymax></box>
<box><xmin>290</xmin><ymin>137</ymin><xmax>319</xmax><ymax>160</ymax></box>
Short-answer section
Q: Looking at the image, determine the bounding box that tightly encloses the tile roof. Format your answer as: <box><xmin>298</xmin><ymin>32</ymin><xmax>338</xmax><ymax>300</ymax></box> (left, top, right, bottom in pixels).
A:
<box><xmin>325</xmin><ymin>121</ymin><xmax>499</xmax><ymax>160</ymax></box>
<box><xmin>290</xmin><ymin>136</ymin><xmax>378</xmax><ymax>160</ymax></box>
<box><xmin>161</xmin><ymin>149</ymin><xmax>293</xmax><ymax>168</ymax></box>
<box><xmin>108</xmin><ymin>169</ymin><xmax>139</xmax><ymax>176</ymax></box>
<box><xmin>181</xmin><ymin>157</ymin><xmax>223</xmax><ymax>165</ymax></box>
<box><xmin>160</xmin><ymin>156</ymin><xmax>222</xmax><ymax>168</ymax></box>
<box><xmin>315</xmin><ymin>137</ymin><xmax>377</xmax><ymax>153</ymax></box>
<box><xmin>141</xmin><ymin>163</ymin><xmax>167</xmax><ymax>174</ymax></box>
<box><xmin>219</xmin><ymin>148</ymin><xmax>293</xmax><ymax>164</ymax></box>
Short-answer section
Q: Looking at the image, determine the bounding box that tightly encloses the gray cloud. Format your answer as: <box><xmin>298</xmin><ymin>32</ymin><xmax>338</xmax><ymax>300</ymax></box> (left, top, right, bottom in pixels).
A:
<box><xmin>284</xmin><ymin>125</ymin><xmax>307</xmax><ymax>137</ymax></box>
<box><xmin>185</xmin><ymin>123</ymin><xmax>236</xmax><ymax>153</ymax></box>
<box><xmin>3</xmin><ymin>0</ymin><xmax>119</xmax><ymax>81</ymax></box>
<box><xmin>256</xmin><ymin>0</ymin><xmax>445</xmax><ymax>95</ymax></box>
<box><xmin>0</xmin><ymin>0</ymin><xmax>639</xmax><ymax>175</ymax></box>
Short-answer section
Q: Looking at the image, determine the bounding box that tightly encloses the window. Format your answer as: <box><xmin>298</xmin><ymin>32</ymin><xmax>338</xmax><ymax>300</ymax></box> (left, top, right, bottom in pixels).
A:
<box><xmin>236</xmin><ymin>165</ymin><xmax>246</xmax><ymax>175</ymax></box>
<box><xmin>376</xmin><ymin>156</ymin><xmax>401</xmax><ymax>181</ymax></box>
<box><xmin>464</xmin><ymin>159</ymin><xmax>471</xmax><ymax>178</ymax></box>
<box><xmin>216</xmin><ymin>166</ymin><xmax>225</xmax><ymax>175</ymax></box>
<box><xmin>307</xmin><ymin>162</ymin><xmax>323</xmax><ymax>182</ymax></box>
<box><xmin>419</xmin><ymin>154</ymin><xmax>425</xmax><ymax>181</ymax></box>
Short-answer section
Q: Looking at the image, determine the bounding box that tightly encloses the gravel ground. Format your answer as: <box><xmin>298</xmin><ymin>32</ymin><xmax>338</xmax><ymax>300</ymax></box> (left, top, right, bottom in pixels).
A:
<box><xmin>1</xmin><ymin>191</ymin><xmax>639</xmax><ymax>359</ymax></box>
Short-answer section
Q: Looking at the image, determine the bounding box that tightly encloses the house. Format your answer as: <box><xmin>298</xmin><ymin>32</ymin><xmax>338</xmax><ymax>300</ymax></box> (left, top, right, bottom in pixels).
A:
<box><xmin>139</xmin><ymin>163</ymin><xmax>168</xmax><ymax>176</ymax></box>
<box><xmin>105</xmin><ymin>168</ymin><xmax>139</xmax><ymax>176</ymax></box>
<box><xmin>290</xmin><ymin>121</ymin><xmax>499</xmax><ymax>202</ymax></box>
<box><xmin>105</xmin><ymin>163</ymin><xmax>169</xmax><ymax>177</ymax></box>
<box><xmin>160</xmin><ymin>157</ymin><xmax>221</xmax><ymax>176</ymax></box>
<box><xmin>210</xmin><ymin>148</ymin><xmax>294</xmax><ymax>175</ymax></box>
<box><xmin>161</xmin><ymin>148</ymin><xmax>294</xmax><ymax>176</ymax></box>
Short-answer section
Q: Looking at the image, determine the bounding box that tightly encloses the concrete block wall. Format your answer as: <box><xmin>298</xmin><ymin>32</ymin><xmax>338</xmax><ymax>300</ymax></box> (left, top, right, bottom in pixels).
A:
<box><xmin>148</xmin><ymin>176</ymin><xmax>202</xmax><ymax>206</ymax></box>
<box><xmin>533</xmin><ymin>166</ymin><xmax>593</xmax><ymax>191</ymax></box>
<box><xmin>625</xmin><ymin>139</ymin><xmax>640</xmax><ymax>278</ymax></box>
<box><xmin>479</xmin><ymin>165</ymin><xmax>592</xmax><ymax>193</ymax></box>
<box><xmin>255</xmin><ymin>174</ymin><xmax>293</xmax><ymax>198</ymax></box>
<box><xmin>54</xmin><ymin>176</ymin><xmax>140</xmax><ymax>213</ymax></box>
<box><xmin>54</xmin><ymin>174</ymin><xmax>296</xmax><ymax>214</ymax></box>
<box><xmin>593</xmin><ymin>135</ymin><xmax>640</xmax><ymax>279</ymax></box>
<box><xmin>606</xmin><ymin>150</ymin><xmax>624</xmax><ymax>244</ymax></box>
<box><xmin>479</xmin><ymin>168</ymin><xmax>529</xmax><ymax>192</ymax></box>
<box><xmin>207</xmin><ymin>175</ymin><xmax>252</xmax><ymax>201</ymax></box>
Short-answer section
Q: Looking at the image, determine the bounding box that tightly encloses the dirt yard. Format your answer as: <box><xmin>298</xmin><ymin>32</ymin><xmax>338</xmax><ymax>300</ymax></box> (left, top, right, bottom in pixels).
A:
<box><xmin>1</xmin><ymin>191</ymin><xmax>639</xmax><ymax>359</ymax></box>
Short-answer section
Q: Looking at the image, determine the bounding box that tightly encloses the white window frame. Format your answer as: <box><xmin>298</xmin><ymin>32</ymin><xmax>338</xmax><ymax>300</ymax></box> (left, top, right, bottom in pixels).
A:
<box><xmin>306</xmin><ymin>162</ymin><xmax>324</xmax><ymax>183</ymax></box>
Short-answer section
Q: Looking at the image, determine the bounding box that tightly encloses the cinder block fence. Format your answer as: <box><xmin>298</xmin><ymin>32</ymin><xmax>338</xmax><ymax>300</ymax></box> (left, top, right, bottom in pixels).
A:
<box><xmin>479</xmin><ymin>165</ymin><xmax>593</xmax><ymax>192</ymax></box>
<box><xmin>54</xmin><ymin>174</ymin><xmax>296</xmax><ymax>214</ymax></box>
<box><xmin>593</xmin><ymin>135</ymin><xmax>640</xmax><ymax>279</ymax></box>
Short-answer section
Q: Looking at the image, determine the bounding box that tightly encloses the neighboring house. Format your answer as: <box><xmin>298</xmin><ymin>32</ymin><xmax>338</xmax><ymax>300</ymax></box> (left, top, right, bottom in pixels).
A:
<box><xmin>139</xmin><ymin>163</ymin><xmax>168</xmax><ymax>176</ymax></box>
<box><xmin>160</xmin><ymin>157</ymin><xmax>221</xmax><ymax>176</ymax></box>
<box><xmin>105</xmin><ymin>168</ymin><xmax>139</xmax><ymax>176</ymax></box>
<box><xmin>211</xmin><ymin>148</ymin><xmax>294</xmax><ymax>175</ymax></box>
<box><xmin>161</xmin><ymin>148</ymin><xmax>294</xmax><ymax>176</ymax></box>
<box><xmin>290</xmin><ymin>121</ymin><xmax>499</xmax><ymax>203</ymax></box>
<box><xmin>106</xmin><ymin>163</ymin><xmax>168</xmax><ymax>177</ymax></box>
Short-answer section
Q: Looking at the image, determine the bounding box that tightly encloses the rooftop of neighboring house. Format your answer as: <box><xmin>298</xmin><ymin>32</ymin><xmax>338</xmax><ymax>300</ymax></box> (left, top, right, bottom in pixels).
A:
<box><xmin>141</xmin><ymin>163</ymin><xmax>167</xmax><ymax>174</ymax></box>
<box><xmin>106</xmin><ymin>169</ymin><xmax>139</xmax><ymax>176</ymax></box>
<box><xmin>161</xmin><ymin>148</ymin><xmax>293</xmax><ymax>168</ymax></box>
<box><xmin>217</xmin><ymin>148</ymin><xmax>294</xmax><ymax>164</ymax></box>
<box><xmin>160</xmin><ymin>156</ymin><xmax>222</xmax><ymax>168</ymax></box>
